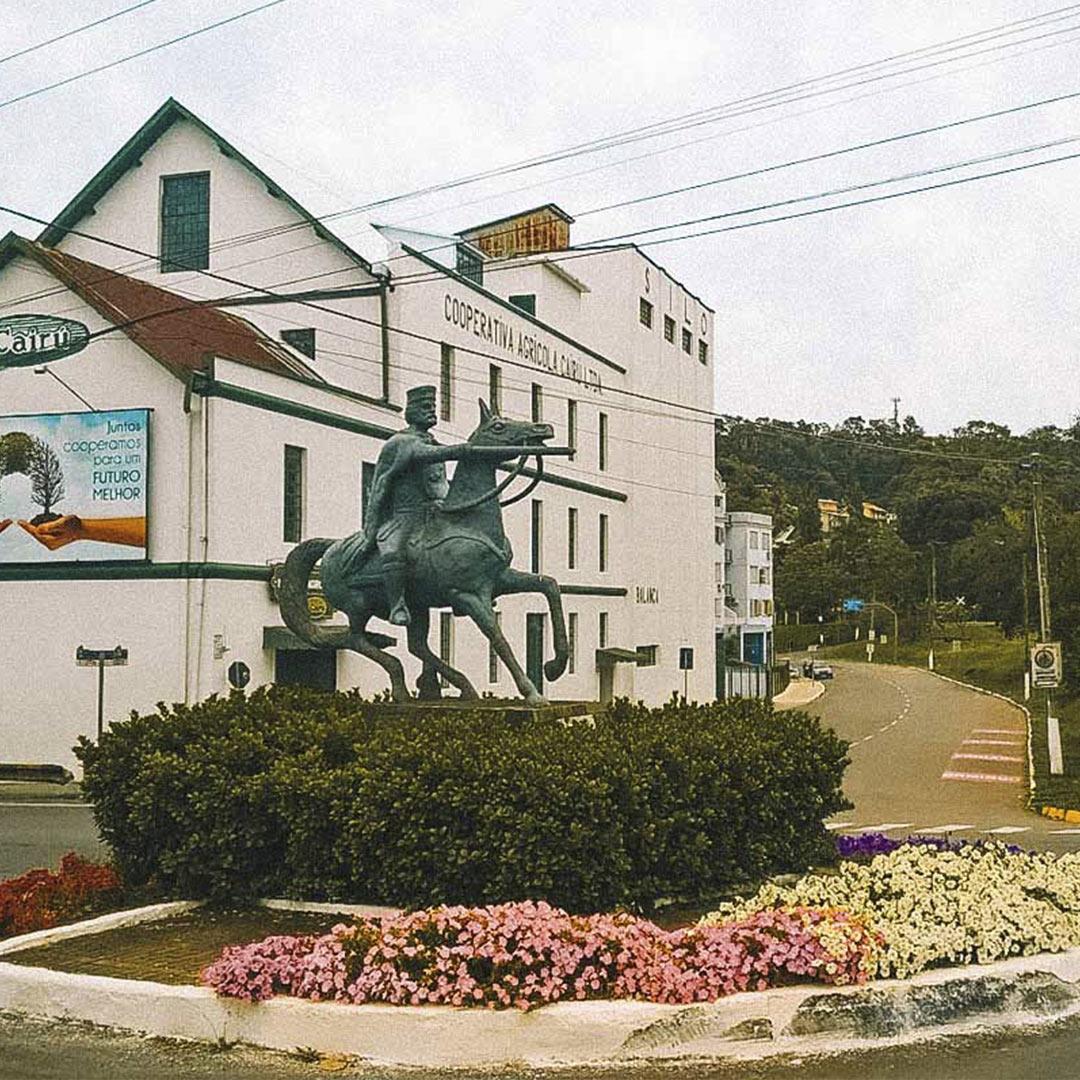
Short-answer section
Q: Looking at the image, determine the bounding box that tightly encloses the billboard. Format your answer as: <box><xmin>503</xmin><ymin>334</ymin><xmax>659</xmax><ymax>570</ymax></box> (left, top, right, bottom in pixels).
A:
<box><xmin>0</xmin><ymin>409</ymin><xmax>149</xmax><ymax>562</ymax></box>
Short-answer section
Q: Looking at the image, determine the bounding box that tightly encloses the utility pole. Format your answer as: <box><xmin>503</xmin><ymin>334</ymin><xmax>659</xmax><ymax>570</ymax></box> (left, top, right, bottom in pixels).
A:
<box><xmin>927</xmin><ymin>541</ymin><xmax>940</xmax><ymax>671</ymax></box>
<box><xmin>1027</xmin><ymin>454</ymin><xmax>1062</xmax><ymax>775</ymax></box>
<box><xmin>891</xmin><ymin>397</ymin><xmax>901</xmax><ymax>427</ymax></box>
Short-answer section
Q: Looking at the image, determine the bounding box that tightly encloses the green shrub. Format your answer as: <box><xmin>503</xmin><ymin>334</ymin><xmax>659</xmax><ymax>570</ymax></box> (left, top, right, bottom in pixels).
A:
<box><xmin>75</xmin><ymin>688</ymin><xmax>850</xmax><ymax>912</ymax></box>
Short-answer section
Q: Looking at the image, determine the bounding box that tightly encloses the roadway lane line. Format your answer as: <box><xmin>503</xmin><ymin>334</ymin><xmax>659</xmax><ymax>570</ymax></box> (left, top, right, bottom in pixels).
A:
<box><xmin>951</xmin><ymin>753</ymin><xmax>1024</xmax><ymax>763</ymax></box>
<box><xmin>941</xmin><ymin>771</ymin><xmax>1022</xmax><ymax>783</ymax></box>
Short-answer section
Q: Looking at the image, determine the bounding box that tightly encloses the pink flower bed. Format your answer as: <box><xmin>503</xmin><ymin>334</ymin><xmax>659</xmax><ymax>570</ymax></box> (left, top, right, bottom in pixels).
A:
<box><xmin>201</xmin><ymin>900</ymin><xmax>879</xmax><ymax>1010</ymax></box>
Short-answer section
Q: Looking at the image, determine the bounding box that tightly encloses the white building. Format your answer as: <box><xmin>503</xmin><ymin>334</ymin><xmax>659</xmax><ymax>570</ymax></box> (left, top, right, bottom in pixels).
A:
<box><xmin>713</xmin><ymin>478</ymin><xmax>774</xmax><ymax>694</ymax></box>
<box><xmin>0</xmin><ymin>99</ymin><xmax>718</xmax><ymax>770</ymax></box>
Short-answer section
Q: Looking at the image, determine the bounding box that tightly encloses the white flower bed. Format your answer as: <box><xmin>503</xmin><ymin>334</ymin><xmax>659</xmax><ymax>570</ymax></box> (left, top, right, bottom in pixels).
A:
<box><xmin>700</xmin><ymin>843</ymin><xmax>1080</xmax><ymax>980</ymax></box>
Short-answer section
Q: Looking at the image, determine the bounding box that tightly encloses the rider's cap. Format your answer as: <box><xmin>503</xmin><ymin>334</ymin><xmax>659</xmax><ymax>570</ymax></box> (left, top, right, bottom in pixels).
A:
<box><xmin>406</xmin><ymin>385</ymin><xmax>437</xmax><ymax>406</ymax></box>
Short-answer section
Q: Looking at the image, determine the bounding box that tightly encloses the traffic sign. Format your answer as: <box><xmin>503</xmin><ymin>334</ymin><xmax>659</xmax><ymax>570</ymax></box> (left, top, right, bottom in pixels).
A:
<box><xmin>227</xmin><ymin>661</ymin><xmax>251</xmax><ymax>690</ymax></box>
<box><xmin>843</xmin><ymin>598</ymin><xmax>864</xmax><ymax>612</ymax></box>
<box><xmin>1031</xmin><ymin>642</ymin><xmax>1063</xmax><ymax>689</ymax></box>
<box><xmin>75</xmin><ymin>645</ymin><xmax>128</xmax><ymax>667</ymax></box>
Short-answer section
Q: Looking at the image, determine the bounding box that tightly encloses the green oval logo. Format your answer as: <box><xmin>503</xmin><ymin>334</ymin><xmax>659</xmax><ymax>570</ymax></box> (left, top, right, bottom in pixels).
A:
<box><xmin>0</xmin><ymin>314</ymin><xmax>90</xmax><ymax>368</ymax></box>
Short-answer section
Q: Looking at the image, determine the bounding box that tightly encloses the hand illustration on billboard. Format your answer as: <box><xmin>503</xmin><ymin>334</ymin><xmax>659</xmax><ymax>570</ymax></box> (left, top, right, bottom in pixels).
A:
<box><xmin>15</xmin><ymin>515</ymin><xmax>146</xmax><ymax>551</ymax></box>
<box><xmin>0</xmin><ymin>519</ymin><xmax>11</xmax><ymax>534</ymax></box>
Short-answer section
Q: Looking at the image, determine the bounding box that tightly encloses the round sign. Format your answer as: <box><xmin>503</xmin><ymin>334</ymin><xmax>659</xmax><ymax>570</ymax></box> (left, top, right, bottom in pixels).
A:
<box><xmin>227</xmin><ymin>660</ymin><xmax>251</xmax><ymax>690</ymax></box>
<box><xmin>1034</xmin><ymin>648</ymin><xmax>1056</xmax><ymax>670</ymax></box>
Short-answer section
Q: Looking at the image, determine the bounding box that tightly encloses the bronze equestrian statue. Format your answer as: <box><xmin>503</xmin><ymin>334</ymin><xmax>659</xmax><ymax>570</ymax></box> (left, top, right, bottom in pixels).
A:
<box><xmin>278</xmin><ymin>391</ymin><xmax>570</xmax><ymax>705</ymax></box>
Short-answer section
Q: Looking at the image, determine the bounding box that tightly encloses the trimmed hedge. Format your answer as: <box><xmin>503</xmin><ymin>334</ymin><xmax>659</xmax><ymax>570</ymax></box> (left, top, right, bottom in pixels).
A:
<box><xmin>75</xmin><ymin>688</ymin><xmax>850</xmax><ymax>912</ymax></box>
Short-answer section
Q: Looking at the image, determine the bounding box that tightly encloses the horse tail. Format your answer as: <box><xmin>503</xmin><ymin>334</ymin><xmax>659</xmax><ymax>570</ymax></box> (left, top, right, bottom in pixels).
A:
<box><xmin>279</xmin><ymin>538</ymin><xmax>352</xmax><ymax>649</ymax></box>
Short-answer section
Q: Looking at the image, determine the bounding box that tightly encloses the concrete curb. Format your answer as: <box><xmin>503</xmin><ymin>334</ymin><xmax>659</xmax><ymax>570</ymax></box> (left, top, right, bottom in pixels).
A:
<box><xmin>4</xmin><ymin>904</ymin><xmax>1080</xmax><ymax>1066</ymax></box>
<box><xmin>772</xmin><ymin>680</ymin><xmax>826</xmax><ymax>710</ymax></box>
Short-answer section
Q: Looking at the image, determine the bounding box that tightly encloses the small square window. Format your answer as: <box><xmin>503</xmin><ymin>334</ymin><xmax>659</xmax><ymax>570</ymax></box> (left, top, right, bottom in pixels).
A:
<box><xmin>681</xmin><ymin>328</ymin><xmax>692</xmax><ymax>355</ymax></box>
<box><xmin>663</xmin><ymin>315</ymin><xmax>675</xmax><ymax>343</ymax></box>
<box><xmin>281</xmin><ymin>327</ymin><xmax>316</xmax><ymax>359</ymax></box>
<box><xmin>636</xmin><ymin>644</ymin><xmax>658</xmax><ymax>667</ymax></box>
<box><xmin>510</xmin><ymin>293</ymin><xmax>536</xmax><ymax>316</ymax></box>
<box><xmin>698</xmin><ymin>339</ymin><xmax>709</xmax><ymax>365</ymax></box>
<box><xmin>639</xmin><ymin>298</ymin><xmax>653</xmax><ymax>328</ymax></box>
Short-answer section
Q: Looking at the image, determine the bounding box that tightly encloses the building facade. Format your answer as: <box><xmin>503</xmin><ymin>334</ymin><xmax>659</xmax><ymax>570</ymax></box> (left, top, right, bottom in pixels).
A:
<box><xmin>0</xmin><ymin>100</ymin><xmax>718</xmax><ymax>769</ymax></box>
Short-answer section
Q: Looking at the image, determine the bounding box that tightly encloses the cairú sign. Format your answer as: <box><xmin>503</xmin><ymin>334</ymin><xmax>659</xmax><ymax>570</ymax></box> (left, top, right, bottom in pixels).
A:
<box><xmin>0</xmin><ymin>314</ymin><xmax>90</xmax><ymax>368</ymax></box>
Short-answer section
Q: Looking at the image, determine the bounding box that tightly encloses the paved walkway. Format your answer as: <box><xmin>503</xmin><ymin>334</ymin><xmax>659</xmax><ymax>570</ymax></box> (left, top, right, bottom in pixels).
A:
<box><xmin>773</xmin><ymin>677</ymin><xmax>826</xmax><ymax>710</ymax></box>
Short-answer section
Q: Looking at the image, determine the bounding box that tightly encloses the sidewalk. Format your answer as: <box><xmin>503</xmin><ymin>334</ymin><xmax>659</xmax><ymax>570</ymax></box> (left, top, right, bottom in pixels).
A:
<box><xmin>773</xmin><ymin>677</ymin><xmax>826</xmax><ymax>710</ymax></box>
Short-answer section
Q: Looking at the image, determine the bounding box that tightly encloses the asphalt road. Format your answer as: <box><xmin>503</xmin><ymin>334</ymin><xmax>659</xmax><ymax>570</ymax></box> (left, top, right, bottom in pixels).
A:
<box><xmin>0</xmin><ymin>801</ymin><xmax>106</xmax><ymax>878</ymax></box>
<box><xmin>802</xmin><ymin>659</ymin><xmax>1075</xmax><ymax>850</ymax></box>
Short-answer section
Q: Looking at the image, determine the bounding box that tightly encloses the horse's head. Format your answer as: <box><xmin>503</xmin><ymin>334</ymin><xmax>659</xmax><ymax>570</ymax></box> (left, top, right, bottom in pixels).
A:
<box><xmin>469</xmin><ymin>399</ymin><xmax>554</xmax><ymax>459</ymax></box>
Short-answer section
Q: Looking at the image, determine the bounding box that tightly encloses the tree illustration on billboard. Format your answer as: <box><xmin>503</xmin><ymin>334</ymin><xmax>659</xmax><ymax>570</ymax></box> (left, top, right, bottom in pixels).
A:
<box><xmin>27</xmin><ymin>436</ymin><xmax>66</xmax><ymax>523</ymax></box>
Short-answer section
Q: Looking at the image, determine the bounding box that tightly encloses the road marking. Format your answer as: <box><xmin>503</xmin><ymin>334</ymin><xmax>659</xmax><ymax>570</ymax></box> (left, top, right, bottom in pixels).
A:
<box><xmin>984</xmin><ymin>826</ymin><xmax>1032</xmax><ymax>835</ymax></box>
<box><xmin>974</xmin><ymin>728</ymin><xmax>1023</xmax><ymax>735</ymax></box>
<box><xmin>951</xmin><ymin>753</ymin><xmax>1024</xmax><ymax>763</ymax></box>
<box><xmin>962</xmin><ymin>738</ymin><xmax>1023</xmax><ymax>746</ymax></box>
<box><xmin>941</xmin><ymin>771</ymin><xmax>1021</xmax><ymax>784</ymax></box>
<box><xmin>923</xmin><ymin>824</ymin><xmax>975</xmax><ymax>833</ymax></box>
<box><xmin>824</xmin><ymin>822</ymin><xmax>855</xmax><ymax>831</ymax></box>
<box><xmin>854</xmin><ymin>822</ymin><xmax>914</xmax><ymax>832</ymax></box>
<box><xmin>1048</xmin><ymin>829</ymin><xmax>1080</xmax><ymax>835</ymax></box>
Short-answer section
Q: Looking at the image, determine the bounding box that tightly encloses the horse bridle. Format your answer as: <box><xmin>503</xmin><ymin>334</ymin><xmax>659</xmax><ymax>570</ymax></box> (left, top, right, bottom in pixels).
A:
<box><xmin>439</xmin><ymin>451</ymin><xmax>545</xmax><ymax>514</ymax></box>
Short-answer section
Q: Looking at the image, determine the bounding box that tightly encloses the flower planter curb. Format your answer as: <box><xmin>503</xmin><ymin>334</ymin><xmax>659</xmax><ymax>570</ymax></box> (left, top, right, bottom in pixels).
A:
<box><xmin>4</xmin><ymin>903</ymin><xmax>1080</xmax><ymax>1066</ymax></box>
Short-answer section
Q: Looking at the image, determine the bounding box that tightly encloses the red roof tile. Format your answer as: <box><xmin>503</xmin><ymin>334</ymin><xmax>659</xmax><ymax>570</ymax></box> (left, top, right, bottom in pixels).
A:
<box><xmin>6</xmin><ymin>237</ymin><xmax>311</xmax><ymax>382</ymax></box>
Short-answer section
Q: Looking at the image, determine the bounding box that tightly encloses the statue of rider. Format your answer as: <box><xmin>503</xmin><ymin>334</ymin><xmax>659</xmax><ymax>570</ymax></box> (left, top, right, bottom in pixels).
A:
<box><xmin>359</xmin><ymin>385</ymin><xmax>471</xmax><ymax>626</ymax></box>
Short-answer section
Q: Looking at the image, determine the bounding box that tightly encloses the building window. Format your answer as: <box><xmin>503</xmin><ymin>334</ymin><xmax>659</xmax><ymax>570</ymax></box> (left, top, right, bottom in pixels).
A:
<box><xmin>636</xmin><ymin>644</ymin><xmax>658</xmax><ymax>667</ymax></box>
<box><xmin>566</xmin><ymin>398</ymin><xmax>577</xmax><ymax>458</ymax></box>
<box><xmin>488</xmin><ymin>611</ymin><xmax>501</xmax><ymax>683</ymax></box>
<box><xmin>639</xmin><ymin>298</ymin><xmax>653</xmax><ymax>328</ymax></box>
<box><xmin>531</xmin><ymin>499</ymin><xmax>543</xmax><ymax>574</ymax></box>
<box><xmin>567</xmin><ymin>506</ymin><xmax>578</xmax><ymax>570</ymax></box>
<box><xmin>360</xmin><ymin>460</ymin><xmax>375</xmax><ymax>527</ymax></box>
<box><xmin>489</xmin><ymin>364</ymin><xmax>502</xmax><ymax>414</ymax></box>
<box><xmin>681</xmin><ymin>327</ymin><xmax>692</xmax><ymax>355</ymax></box>
<box><xmin>568</xmin><ymin>612</ymin><xmax>578</xmax><ymax>675</ymax></box>
<box><xmin>698</xmin><ymin>339</ymin><xmax>709</xmax><ymax>365</ymax></box>
<box><xmin>663</xmin><ymin>315</ymin><xmax>675</xmax><ymax>343</ymax></box>
<box><xmin>440</xmin><ymin>611</ymin><xmax>454</xmax><ymax>686</ymax></box>
<box><xmin>440</xmin><ymin>343</ymin><xmax>454</xmax><ymax>421</ymax></box>
<box><xmin>283</xmin><ymin>445</ymin><xmax>305</xmax><ymax>543</ymax></box>
<box><xmin>281</xmin><ymin>327</ymin><xmax>316</xmax><ymax>359</ymax></box>
<box><xmin>715</xmin><ymin>525</ymin><xmax>723</xmax><ymax>544</ymax></box>
<box><xmin>599</xmin><ymin>611</ymin><xmax>609</xmax><ymax>649</ymax></box>
<box><xmin>763</xmin><ymin>533</ymin><xmax>771</xmax><ymax>556</ymax></box>
<box><xmin>531</xmin><ymin>383</ymin><xmax>543</xmax><ymax>422</ymax></box>
<box><xmin>599</xmin><ymin>513</ymin><xmax>609</xmax><ymax>572</ymax></box>
<box><xmin>509</xmin><ymin>293</ymin><xmax>536</xmax><ymax>316</ymax></box>
<box><xmin>456</xmin><ymin>244</ymin><xmax>483</xmax><ymax>285</ymax></box>
<box><xmin>750</xmin><ymin>531</ymin><xmax>759</xmax><ymax>549</ymax></box>
<box><xmin>715</xmin><ymin>561</ymin><xmax>723</xmax><ymax>582</ymax></box>
<box><xmin>598</xmin><ymin>411</ymin><xmax>608</xmax><ymax>472</ymax></box>
<box><xmin>160</xmin><ymin>172</ymin><xmax>210</xmax><ymax>272</ymax></box>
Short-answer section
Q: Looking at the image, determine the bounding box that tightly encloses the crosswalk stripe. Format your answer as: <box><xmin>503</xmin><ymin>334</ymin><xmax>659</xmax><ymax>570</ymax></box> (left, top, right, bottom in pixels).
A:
<box><xmin>974</xmin><ymin>728</ymin><xmax>1023</xmax><ymax>735</ymax></box>
<box><xmin>985</xmin><ymin>826</ymin><xmax>1032</xmax><ymax>834</ymax></box>
<box><xmin>951</xmin><ymin>753</ymin><xmax>1024</xmax><ymax>763</ymax></box>
<box><xmin>941</xmin><ymin>771</ymin><xmax>1021</xmax><ymax>783</ymax></box>
<box><xmin>922</xmin><ymin>824</ymin><xmax>974</xmax><ymax>833</ymax></box>
<box><xmin>962</xmin><ymin>738</ymin><xmax>1023</xmax><ymax>746</ymax></box>
<box><xmin>853</xmin><ymin>822</ymin><xmax>915</xmax><ymax>832</ymax></box>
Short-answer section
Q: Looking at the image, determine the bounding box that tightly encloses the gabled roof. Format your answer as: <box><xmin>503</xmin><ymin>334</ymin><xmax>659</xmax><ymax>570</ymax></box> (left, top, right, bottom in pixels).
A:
<box><xmin>1</xmin><ymin>234</ymin><xmax>317</xmax><ymax>382</ymax></box>
<box><xmin>37</xmin><ymin>97</ymin><xmax>379</xmax><ymax>279</ymax></box>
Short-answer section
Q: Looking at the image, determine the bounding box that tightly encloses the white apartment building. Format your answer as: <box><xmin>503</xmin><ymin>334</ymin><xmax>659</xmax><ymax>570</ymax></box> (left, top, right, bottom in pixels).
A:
<box><xmin>0</xmin><ymin>99</ymin><xmax>718</xmax><ymax>769</ymax></box>
<box><xmin>713</xmin><ymin>478</ymin><xmax>774</xmax><ymax>694</ymax></box>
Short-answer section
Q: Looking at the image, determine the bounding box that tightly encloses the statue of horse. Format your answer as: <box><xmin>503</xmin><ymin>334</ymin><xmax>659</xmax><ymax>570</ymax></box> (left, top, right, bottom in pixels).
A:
<box><xmin>278</xmin><ymin>400</ymin><xmax>570</xmax><ymax>705</ymax></box>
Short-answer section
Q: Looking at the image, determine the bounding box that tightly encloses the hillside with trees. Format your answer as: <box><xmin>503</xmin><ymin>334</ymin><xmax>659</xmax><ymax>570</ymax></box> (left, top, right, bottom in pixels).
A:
<box><xmin>716</xmin><ymin>414</ymin><xmax>1080</xmax><ymax>684</ymax></box>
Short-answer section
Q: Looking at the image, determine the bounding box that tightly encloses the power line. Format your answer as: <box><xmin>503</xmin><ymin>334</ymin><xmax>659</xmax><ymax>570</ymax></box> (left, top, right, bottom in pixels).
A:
<box><xmin>0</xmin><ymin>0</ymin><xmax>295</xmax><ymax>112</ymax></box>
<box><xmin>0</xmin><ymin>0</ymin><xmax>166</xmax><ymax>66</ymax></box>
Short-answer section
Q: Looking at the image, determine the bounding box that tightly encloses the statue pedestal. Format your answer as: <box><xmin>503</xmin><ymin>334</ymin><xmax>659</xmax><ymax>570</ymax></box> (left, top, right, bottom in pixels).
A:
<box><xmin>366</xmin><ymin>699</ymin><xmax>606</xmax><ymax>724</ymax></box>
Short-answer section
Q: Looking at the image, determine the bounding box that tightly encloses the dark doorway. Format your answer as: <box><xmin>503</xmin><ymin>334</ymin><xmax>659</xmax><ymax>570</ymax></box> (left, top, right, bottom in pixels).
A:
<box><xmin>526</xmin><ymin>613</ymin><xmax>545</xmax><ymax>695</ymax></box>
<box><xmin>275</xmin><ymin>649</ymin><xmax>337</xmax><ymax>691</ymax></box>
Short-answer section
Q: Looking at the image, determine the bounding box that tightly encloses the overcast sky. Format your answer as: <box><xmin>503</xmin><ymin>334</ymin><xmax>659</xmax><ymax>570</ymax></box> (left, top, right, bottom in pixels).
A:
<box><xmin>2</xmin><ymin>0</ymin><xmax>1078</xmax><ymax>435</ymax></box>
